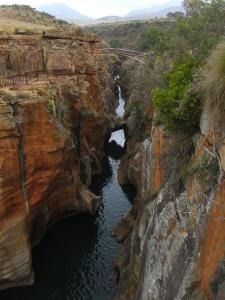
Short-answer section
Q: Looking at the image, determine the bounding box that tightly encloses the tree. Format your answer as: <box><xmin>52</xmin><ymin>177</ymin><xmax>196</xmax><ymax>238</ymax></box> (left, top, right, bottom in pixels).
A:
<box><xmin>182</xmin><ymin>0</ymin><xmax>205</xmax><ymax>15</ymax></box>
<box><xmin>167</xmin><ymin>11</ymin><xmax>184</xmax><ymax>17</ymax></box>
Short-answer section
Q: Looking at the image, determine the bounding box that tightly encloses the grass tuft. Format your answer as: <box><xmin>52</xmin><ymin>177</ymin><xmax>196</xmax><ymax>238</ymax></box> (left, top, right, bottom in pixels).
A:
<box><xmin>202</xmin><ymin>41</ymin><xmax>225</xmax><ymax>117</ymax></box>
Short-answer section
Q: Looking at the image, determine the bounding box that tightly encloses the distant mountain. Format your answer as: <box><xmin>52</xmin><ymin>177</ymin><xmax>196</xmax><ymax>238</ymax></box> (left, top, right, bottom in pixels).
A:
<box><xmin>87</xmin><ymin>5</ymin><xmax>184</xmax><ymax>26</ymax></box>
<box><xmin>125</xmin><ymin>1</ymin><xmax>184</xmax><ymax>19</ymax></box>
<box><xmin>126</xmin><ymin>5</ymin><xmax>185</xmax><ymax>20</ymax></box>
<box><xmin>95</xmin><ymin>16</ymin><xmax>123</xmax><ymax>23</ymax></box>
<box><xmin>36</xmin><ymin>1</ymin><xmax>184</xmax><ymax>27</ymax></box>
<box><xmin>37</xmin><ymin>3</ymin><xmax>92</xmax><ymax>24</ymax></box>
<box><xmin>126</xmin><ymin>5</ymin><xmax>169</xmax><ymax>17</ymax></box>
<box><xmin>85</xmin><ymin>1</ymin><xmax>184</xmax><ymax>26</ymax></box>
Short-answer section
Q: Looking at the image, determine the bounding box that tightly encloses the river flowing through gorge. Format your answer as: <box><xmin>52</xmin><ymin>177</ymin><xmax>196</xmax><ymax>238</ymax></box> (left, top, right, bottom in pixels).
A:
<box><xmin>1</xmin><ymin>86</ymin><xmax>136</xmax><ymax>300</ymax></box>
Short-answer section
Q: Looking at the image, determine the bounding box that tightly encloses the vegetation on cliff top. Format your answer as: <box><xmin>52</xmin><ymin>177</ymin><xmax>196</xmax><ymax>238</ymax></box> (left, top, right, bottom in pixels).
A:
<box><xmin>149</xmin><ymin>0</ymin><xmax>225</xmax><ymax>133</ymax></box>
<box><xmin>111</xmin><ymin>0</ymin><xmax>225</xmax><ymax>157</ymax></box>
<box><xmin>153</xmin><ymin>57</ymin><xmax>202</xmax><ymax>132</ymax></box>
<box><xmin>0</xmin><ymin>5</ymin><xmax>69</xmax><ymax>34</ymax></box>
<box><xmin>95</xmin><ymin>0</ymin><xmax>225</xmax><ymax>137</ymax></box>
<box><xmin>86</xmin><ymin>19</ymin><xmax>174</xmax><ymax>50</ymax></box>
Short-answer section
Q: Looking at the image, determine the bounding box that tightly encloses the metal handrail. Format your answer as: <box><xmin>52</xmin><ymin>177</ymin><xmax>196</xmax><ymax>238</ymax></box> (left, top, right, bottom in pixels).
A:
<box><xmin>0</xmin><ymin>69</ymin><xmax>75</xmax><ymax>88</ymax></box>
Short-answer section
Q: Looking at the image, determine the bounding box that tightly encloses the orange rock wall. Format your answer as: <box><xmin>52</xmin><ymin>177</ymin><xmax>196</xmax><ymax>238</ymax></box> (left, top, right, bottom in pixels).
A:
<box><xmin>0</xmin><ymin>30</ymin><xmax>116</xmax><ymax>290</ymax></box>
<box><xmin>199</xmin><ymin>179</ymin><xmax>225</xmax><ymax>296</ymax></box>
<box><xmin>117</xmin><ymin>119</ymin><xmax>225</xmax><ymax>299</ymax></box>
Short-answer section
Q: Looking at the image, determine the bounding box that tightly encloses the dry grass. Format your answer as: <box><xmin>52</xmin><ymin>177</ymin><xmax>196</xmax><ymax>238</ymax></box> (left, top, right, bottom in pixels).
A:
<box><xmin>202</xmin><ymin>41</ymin><xmax>225</xmax><ymax>116</ymax></box>
<box><xmin>0</xmin><ymin>5</ymin><xmax>68</xmax><ymax>34</ymax></box>
<box><xmin>0</xmin><ymin>18</ymin><xmax>53</xmax><ymax>34</ymax></box>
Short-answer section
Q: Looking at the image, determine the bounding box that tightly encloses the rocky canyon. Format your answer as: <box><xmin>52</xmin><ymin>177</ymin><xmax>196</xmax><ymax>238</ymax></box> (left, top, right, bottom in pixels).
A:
<box><xmin>0</xmin><ymin>28</ymin><xmax>117</xmax><ymax>290</ymax></box>
<box><xmin>113</xmin><ymin>52</ymin><xmax>225</xmax><ymax>300</ymax></box>
<box><xmin>1</xmin><ymin>2</ymin><xmax>225</xmax><ymax>300</ymax></box>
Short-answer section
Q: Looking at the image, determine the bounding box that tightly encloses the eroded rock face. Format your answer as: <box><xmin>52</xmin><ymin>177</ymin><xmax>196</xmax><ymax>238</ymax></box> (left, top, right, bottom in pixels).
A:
<box><xmin>0</xmin><ymin>30</ymin><xmax>116</xmax><ymax>290</ymax></box>
<box><xmin>116</xmin><ymin>72</ymin><xmax>225</xmax><ymax>299</ymax></box>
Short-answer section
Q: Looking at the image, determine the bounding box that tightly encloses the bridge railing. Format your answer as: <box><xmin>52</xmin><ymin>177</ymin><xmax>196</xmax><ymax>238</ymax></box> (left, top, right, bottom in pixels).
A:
<box><xmin>0</xmin><ymin>69</ymin><xmax>76</xmax><ymax>88</ymax></box>
<box><xmin>100</xmin><ymin>48</ymin><xmax>145</xmax><ymax>55</ymax></box>
<box><xmin>0</xmin><ymin>70</ymin><xmax>42</xmax><ymax>88</ymax></box>
<box><xmin>99</xmin><ymin>48</ymin><xmax>147</xmax><ymax>63</ymax></box>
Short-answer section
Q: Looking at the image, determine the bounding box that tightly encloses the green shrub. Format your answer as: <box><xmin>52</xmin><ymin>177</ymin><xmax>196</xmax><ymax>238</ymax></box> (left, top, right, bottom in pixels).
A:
<box><xmin>138</xmin><ymin>24</ymin><xmax>175</xmax><ymax>53</ymax></box>
<box><xmin>152</xmin><ymin>57</ymin><xmax>202</xmax><ymax>132</ymax></box>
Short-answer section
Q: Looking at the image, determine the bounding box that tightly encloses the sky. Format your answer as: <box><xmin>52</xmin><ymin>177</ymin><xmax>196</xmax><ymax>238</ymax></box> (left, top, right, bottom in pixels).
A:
<box><xmin>0</xmin><ymin>0</ymin><xmax>180</xmax><ymax>18</ymax></box>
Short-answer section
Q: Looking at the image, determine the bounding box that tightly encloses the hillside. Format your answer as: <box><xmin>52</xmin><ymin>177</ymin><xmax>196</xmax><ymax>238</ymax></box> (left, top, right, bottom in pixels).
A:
<box><xmin>0</xmin><ymin>5</ymin><xmax>69</xmax><ymax>34</ymax></box>
<box><xmin>85</xmin><ymin>19</ymin><xmax>174</xmax><ymax>50</ymax></box>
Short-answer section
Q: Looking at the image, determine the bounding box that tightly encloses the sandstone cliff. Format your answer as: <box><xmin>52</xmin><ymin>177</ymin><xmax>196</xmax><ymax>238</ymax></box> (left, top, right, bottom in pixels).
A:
<box><xmin>0</xmin><ymin>29</ymin><xmax>116</xmax><ymax>290</ymax></box>
<box><xmin>115</xmin><ymin>59</ymin><xmax>225</xmax><ymax>299</ymax></box>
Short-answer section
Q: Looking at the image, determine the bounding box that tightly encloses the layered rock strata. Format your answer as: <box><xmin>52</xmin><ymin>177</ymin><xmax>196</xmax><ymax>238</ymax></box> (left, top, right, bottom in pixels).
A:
<box><xmin>115</xmin><ymin>66</ymin><xmax>225</xmax><ymax>299</ymax></box>
<box><xmin>0</xmin><ymin>29</ymin><xmax>116</xmax><ymax>289</ymax></box>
